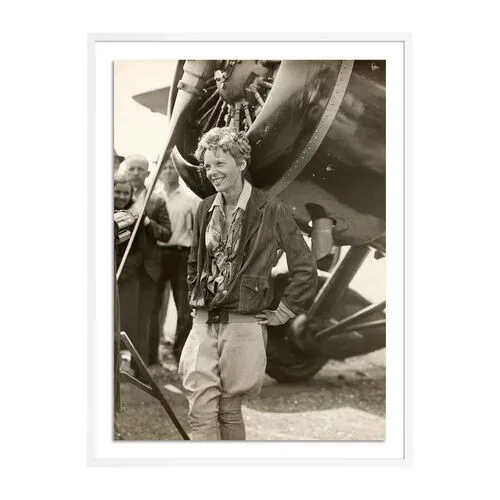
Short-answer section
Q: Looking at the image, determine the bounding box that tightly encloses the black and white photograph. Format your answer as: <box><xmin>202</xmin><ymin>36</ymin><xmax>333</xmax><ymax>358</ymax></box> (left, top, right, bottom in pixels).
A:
<box><xmin>112</xmin><ymin>57</ymin><xmax>390</xmax><ymax>442</ymax></box>
<box><xmin>7</xmin><ymin>0</ymin><xmax>500</xmax><ymax>493</ymax></box>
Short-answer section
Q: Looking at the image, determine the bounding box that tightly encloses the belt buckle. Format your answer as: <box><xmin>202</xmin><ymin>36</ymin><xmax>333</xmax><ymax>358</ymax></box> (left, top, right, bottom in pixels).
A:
<box><xmin>206</xmin><ymin>309</ymin><xmax>229</xmax><ymax>324</ymax></box>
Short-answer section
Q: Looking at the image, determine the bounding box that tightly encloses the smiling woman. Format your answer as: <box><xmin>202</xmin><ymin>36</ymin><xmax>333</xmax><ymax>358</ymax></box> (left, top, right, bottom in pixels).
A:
<box><xmin>178</xmin><ymin>126</ymin><xmax>318</xmax><ymax>441</ymax></box>
<box><xmin>113</xmin><ymin>174</ymin><xmax>134</xmax><ymax>210</ymax></box>
<box><xmin>196</xmin><ymin>128</ymin><xmax>251</xmax><ymax>203</ymax></box>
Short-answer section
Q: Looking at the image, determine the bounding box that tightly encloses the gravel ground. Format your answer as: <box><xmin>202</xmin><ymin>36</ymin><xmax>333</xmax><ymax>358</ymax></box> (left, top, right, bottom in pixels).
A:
<box><xmin>116</xmin><ymin>349</ymin><xmax>385</xmax><ymax>441</ymax></box>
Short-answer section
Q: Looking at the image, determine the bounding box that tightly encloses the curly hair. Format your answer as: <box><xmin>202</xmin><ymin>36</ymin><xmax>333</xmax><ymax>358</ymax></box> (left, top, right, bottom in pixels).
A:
<box><xmin>194</xmin><ymin>127</ymin><xmax>252</xmax><ymax>167</ymax></box>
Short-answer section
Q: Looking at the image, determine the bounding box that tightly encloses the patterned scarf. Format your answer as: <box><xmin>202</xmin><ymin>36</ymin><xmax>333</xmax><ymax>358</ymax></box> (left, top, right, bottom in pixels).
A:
<box><xmin>205</xmin><ymin>204</ymin><xmax>244</xmax><ymax>305</ymax></box>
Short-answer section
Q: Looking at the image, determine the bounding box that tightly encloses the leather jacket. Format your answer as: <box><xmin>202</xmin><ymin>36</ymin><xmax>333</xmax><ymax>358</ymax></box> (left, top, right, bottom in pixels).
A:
<box><xmin>188</xmin><ymin>187</ymin><xmax>317</xmax><ymax>314</ymax></box>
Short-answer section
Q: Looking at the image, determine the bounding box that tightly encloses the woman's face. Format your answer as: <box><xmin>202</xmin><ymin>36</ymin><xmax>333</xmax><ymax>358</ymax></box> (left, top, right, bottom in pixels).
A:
<box><xmin>202</xmin><ymin>147</ymin><xmax>245</xmax><ymax>196</ymax></box>
<box><xmin>114</xmin><ymin>182</ymin><xmax>133</xmax><ymax>210</ymax></box>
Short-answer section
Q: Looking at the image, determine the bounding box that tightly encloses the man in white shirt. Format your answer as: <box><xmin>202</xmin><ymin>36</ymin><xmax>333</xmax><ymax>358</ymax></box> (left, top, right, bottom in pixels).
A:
<box><xmin>149</xmin><ymin>158</ymin><xmax>201</xmax><ymax>365</ymax></box>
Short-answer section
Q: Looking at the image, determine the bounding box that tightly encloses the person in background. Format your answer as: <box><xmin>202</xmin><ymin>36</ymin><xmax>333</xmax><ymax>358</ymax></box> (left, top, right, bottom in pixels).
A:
<box><xmin>149</xmin><ymin>157</ymin><xmax>202</xmax><ymax>366</ymax></box>
<box><xmin>179</xmin><ymin>127</ymin><xmax>317</xmax><ymax>440</ymax></box>
<box><xmin>117</xmin><ymin>155</ymin><xmax>171</xmax><ymax>380</ymax></box>
<box><xmin>113</xmin><ymin>173</ymin><xmax>134</xmax><ymax>212</ymax></box>
<box><xmin>114</xmin><ymin>149</ymin><xmax>125</xmax><ymax>175</ymax></box>
<box><xmin>113</xmin><ymin>173</ymin><xmax>135</xmax><ymax>352</ymax></box>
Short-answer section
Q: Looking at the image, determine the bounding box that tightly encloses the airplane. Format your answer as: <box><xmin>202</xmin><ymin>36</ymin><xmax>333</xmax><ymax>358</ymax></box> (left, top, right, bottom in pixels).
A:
<box><xmin>119</xmin><ymin>59</ymin><xmax>386</xmax><ymax>383</ymax></box>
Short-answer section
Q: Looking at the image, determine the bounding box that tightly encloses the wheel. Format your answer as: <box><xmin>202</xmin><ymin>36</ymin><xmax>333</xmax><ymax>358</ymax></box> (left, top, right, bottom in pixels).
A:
<box><xmin>265</xmin><ymin>327</ymin><xmax>328</xmax><ymax>382</ymax></box>
<box><xmin>265</xmin><ymin>276</ymin><xmax>385</xmax><ymax>382</ymax></box>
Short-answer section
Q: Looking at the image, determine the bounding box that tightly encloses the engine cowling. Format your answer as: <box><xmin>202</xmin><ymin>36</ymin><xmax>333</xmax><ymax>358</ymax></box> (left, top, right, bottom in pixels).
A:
<box><xmin>168</xmin><ymin>59</ymin><xmax>386</xmax><ymax>248</ymax></box>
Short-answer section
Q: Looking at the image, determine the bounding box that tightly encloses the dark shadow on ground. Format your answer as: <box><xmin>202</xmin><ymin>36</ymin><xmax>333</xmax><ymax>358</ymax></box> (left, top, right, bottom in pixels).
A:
<box><xmin>245</xmin><ymin>375</ymin><xmax>385</xmax><ymax>417</ymax></box>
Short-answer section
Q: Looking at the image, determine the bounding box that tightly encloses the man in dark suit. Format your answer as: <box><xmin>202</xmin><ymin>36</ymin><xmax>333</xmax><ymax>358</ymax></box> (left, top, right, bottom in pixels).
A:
<box><xmin>118</xmin><ymin>154</ymin><xmax>171</xmax><ymax>379</ymax></box>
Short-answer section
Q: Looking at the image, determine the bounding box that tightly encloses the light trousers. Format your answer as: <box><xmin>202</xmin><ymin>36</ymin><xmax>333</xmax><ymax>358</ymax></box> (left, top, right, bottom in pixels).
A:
<box><xmin>179</xmin><ymin>311</ymin><xmax>267</xmax><ymax>440</ymax></box>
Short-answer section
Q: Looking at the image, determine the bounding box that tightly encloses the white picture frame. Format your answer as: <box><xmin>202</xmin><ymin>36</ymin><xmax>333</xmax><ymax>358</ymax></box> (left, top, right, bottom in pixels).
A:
<box><xmin>87</xmin><ymin>33</ymin><xmax>409</xmax><ymax>466</ymax></box>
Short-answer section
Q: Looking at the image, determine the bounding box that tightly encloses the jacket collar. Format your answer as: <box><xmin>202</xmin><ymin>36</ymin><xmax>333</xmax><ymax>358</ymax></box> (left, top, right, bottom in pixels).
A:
<box><xmin>201</xmin><ymin>185</ymin><xmax>267</xmax><ymax>232</ymax></box>
<box><xmin>208</xmin><ymin>179</ymin><xmax>253</xmax><ymax>214</ymax></box>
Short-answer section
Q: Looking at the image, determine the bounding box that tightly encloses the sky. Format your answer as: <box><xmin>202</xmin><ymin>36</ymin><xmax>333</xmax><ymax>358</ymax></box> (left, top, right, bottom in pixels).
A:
<box><xmin>113</xmin><ymin>60</ymin><xmax>177</xmax><ymax>163</ymax></box>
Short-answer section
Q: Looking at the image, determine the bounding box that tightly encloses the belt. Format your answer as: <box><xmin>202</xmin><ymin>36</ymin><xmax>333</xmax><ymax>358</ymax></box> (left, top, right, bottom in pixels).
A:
<box><xmin>195</xmin><ymin>309</ymin><xmax>261</xmax><ymax>324</ymax></box>
<box><xmin>159</xmin><ymin>245</ymin><xmax>190</xmax><ymax>251</ymax></box>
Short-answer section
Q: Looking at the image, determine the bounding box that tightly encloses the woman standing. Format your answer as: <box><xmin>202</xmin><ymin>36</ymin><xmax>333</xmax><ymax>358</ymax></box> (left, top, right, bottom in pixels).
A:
<box><xmin>179</xmin><ymin>127</ymin><xmax>317</xmax><ymax>440</ymax></box>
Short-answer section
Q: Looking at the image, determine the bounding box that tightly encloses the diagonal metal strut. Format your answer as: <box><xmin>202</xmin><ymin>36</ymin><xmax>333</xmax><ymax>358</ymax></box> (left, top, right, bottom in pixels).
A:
<box><xmin>315</xmin><ymin>300</ymin><xmax>386</xmax><ymax>339</ymax></box>
<box><xmin>119</xmin><ymin>332</ymin><xmax>190</xmax><ymax>440</ymax></box>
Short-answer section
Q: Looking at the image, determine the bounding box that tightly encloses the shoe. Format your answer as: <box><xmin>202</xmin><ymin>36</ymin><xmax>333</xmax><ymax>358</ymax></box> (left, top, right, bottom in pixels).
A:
<box><xmin>161</xmin><ymin>359</ymin><xmax>179</xmax><ymax>374</ymax></box>
<box><xmin>120</xmin><ymin>350</ymin><xmax>131</xmax><ymax>362</ymax></box>
<box><xmin>149</xmin><ymin>364</ymin><xmax>164</xmax><ymax>377</ymax></box>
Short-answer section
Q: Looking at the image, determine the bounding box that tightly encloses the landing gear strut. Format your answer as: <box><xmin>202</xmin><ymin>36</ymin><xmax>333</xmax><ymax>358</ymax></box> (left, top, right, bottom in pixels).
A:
<box><xmin>265</xmin><ymin>247</ymin><xmax>386</xmax><ymax>383</ymax></box>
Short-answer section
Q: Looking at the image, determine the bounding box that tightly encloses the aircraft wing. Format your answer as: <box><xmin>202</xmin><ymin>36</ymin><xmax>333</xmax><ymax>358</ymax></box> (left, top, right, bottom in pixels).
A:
<box><xmin>132</xmin><ymin>86</ymin><xmax>171</xmax><ymax>116</ymax></box>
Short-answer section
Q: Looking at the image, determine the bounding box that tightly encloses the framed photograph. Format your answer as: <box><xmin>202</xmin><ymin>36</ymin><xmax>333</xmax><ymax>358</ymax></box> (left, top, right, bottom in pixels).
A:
<box><xmin>88</xmin><ymin>33</ymin><xmax>408</xmax><ymax>465</ymax></box>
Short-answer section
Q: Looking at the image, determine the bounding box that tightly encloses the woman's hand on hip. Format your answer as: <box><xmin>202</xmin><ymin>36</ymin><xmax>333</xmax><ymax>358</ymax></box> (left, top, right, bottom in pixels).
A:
<box><xmin>256</xmin><ymin>309</ymin><xmax>287</xmax><ymax>326</ymax></box>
